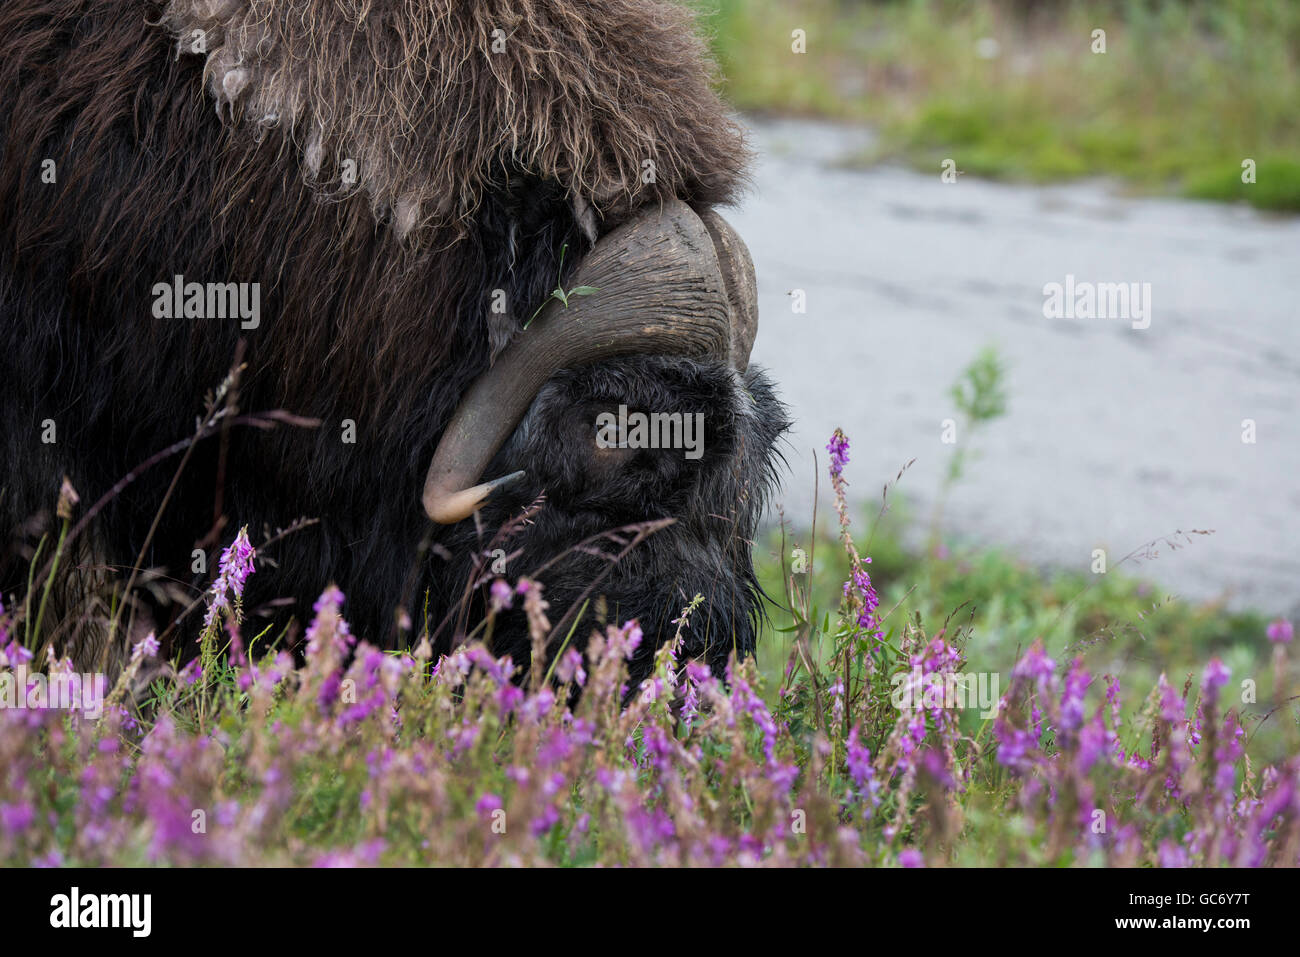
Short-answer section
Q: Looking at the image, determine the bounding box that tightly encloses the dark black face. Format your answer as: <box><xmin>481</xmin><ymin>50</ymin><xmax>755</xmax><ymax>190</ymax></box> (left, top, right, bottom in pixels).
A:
<box><xmin>500</xmin><ymin>359</ymin><xmax>735</xmax><ymax>519</ymax></box>
<box><xmin>433</xmin><ymin>354</ymin><xmax>788</xmax><ymax>687</ymax></box>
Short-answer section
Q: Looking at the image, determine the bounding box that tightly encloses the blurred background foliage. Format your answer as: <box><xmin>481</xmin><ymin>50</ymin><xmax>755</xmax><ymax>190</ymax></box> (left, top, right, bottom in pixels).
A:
<box><xmin>691</xmin><ymin>0</ymin><xmax>1300</xmax><ymax>210</ymax></box>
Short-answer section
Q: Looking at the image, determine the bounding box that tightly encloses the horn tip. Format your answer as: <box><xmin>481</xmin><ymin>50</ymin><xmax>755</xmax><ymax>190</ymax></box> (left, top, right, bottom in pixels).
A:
<box><xmin>423</xmin><ymin>470</ymin><xmax>528</xmax><ymax>524</ymax></box>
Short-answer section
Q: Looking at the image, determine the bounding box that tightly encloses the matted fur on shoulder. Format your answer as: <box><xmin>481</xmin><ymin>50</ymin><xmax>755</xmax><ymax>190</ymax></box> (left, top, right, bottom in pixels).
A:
<box><xmin>162</xmin><ymin>0</ymin><xmax>750</xmax><ymax>242</ymax></box>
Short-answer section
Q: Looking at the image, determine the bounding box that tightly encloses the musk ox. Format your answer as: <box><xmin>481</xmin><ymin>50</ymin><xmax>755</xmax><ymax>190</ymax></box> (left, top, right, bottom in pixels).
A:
<box><xmin>0</xmin><ymin>0</ymin><xmax>787</xmax><ymax>686</ymax></box>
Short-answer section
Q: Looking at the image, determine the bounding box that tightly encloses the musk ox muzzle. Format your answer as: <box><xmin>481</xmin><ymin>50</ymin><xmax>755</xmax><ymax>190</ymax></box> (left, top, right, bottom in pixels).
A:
<box><xmin>423</xmin><ymin>199</ymin><xmax>759</xmax><ymax>524</ymax></box>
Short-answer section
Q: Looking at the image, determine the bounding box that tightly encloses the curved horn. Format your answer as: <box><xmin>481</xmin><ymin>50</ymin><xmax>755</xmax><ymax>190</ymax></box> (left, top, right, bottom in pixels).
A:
<box><xmin>422</xmin><ymin>198</ymin><xmax>756</xmax><ymax>524</ymax></box>
<box><xmin>698</xmin><ymin>207</ymin><xmax>758</xmax><ymax>371</ymax></box>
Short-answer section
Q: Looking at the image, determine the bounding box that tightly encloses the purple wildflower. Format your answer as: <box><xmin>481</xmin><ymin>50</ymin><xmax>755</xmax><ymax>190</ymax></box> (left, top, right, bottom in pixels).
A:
<box><xmin>555</xmin><ymin>647</ymin><xmax>586</xmax><ymax>687</ymax></box>
<box><xmin>845</xmin><ymin>725</ymin><xmax>879</xmax><ymax>809</ymax></box>
<box><xmin>2</xmin><ymin>640</ymin><xmax>33</xmax><ymax>669</ymax></box>
<box><xmin>1074</xmin><ymin>713</ymin><xmax>1112</xmax><ymax>775</ymax></box>
<box><xmin>1058</xmin><ymin>659</ymin><xmax>1089</xmax><ymax>734</ymax></box>
<box><xmin>530</xmin><ymin>805</ymin><xmax>561</xmax><ymax>837</ymax></box>
<box><xmin>606</xmin><ymin>621</ymin><xmax>643</xmax><ymax>662</ymax></box>
<box><xmin>0</xmin><ymin>802</ymin><xmax>34</xmax><ymax>834</ymax></box>
<box><xmin>680</xmin><ymin>661</ymin><xmax>711</xmax><ymax>733</ymax></box>
<box><xmin>305</xmin><ymin>585</ymin><xmax>353</xmax><ymax>662</ymax></box>
<box><xmin>178</xmin><ymin>659</ymin><xmax>202</xmax><ymax>687</ymax></box>
<box><xmin>1202</xmin><ymin>658</ymin><xmax>1231</xmax><ymax>698</ymax></box>
<box><xmin>132</xmin><ymin>633</ymin><xmax>160</xmax><ymax>661</ymax></box>
<box><xmin>202</xmin><ymin>526</ymin><xmax>256</xmax><ymax>630</ymax></box>
<box><xmin>1013</xmin><ymin>641</ymin><xmax>1056</xmax><ymax>683</ymax></box>
<box><xmin>489</xmin><ymin>579</ymin><xmax>513</xmax><ymax>612</ymax></box>
<box><xmin>843</xmin><ymin>562</ymin><xmax>881</xmax><ymax>632</ymax></box>
<box><xmin>496</xmin><ymin>683</ymin><xmax>524</xmax><ymax>717</ymax></box>
<box><xmin>995</xmin><ymin>724</ymin><xmax>1038</xmax><ymax>771</ymax></box>
<box><xmin>1266</xmin><ymin>618</ymin><xmax>1293</xmax><ymax>644</ymax></box>
<box><xmin>827</xmin><ymin>428</ymin><xmax>850</xmax><ymax>478</ymax></box>
<box><xmin>898</xmin><ymin>848</ymin><xmax>924</xmax><ymax>868</ymax></box>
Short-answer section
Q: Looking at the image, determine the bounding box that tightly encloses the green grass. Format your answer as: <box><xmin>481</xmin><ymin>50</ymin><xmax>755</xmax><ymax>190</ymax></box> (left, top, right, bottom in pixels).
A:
<box><xmin>1184</xmin><ymin>157</ymin><xmax>1300</xmax><ymax>211</ymax></box>
<box><xmin>753</xmin><ymin>494</ymin><xmax>1290</xmax><ymax>761</ymax></box>
<box><xmin>692</xmin><ymin>0</ymin><xmax>1300</xmax><ymax>211</ymax></box>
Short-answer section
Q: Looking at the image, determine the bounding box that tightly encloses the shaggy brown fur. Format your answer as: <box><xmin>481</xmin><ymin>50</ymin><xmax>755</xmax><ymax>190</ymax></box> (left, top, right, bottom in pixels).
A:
<box><xmin>0</xmin><ymin>0</ymin><xmax>779</xmax><ymax>683</ymax></box>
<box><xmin>161</xmin><ymin>0</ymin><xmax>748</xmax><ymax>242</ymax></box>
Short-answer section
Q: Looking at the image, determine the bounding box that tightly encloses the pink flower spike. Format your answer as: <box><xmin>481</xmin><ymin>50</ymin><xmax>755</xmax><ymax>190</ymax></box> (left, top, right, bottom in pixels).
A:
<box><xmin>1266</xmin><ymin>619</ymin><xmax>1293</xmax><ymax>644</ymax></box>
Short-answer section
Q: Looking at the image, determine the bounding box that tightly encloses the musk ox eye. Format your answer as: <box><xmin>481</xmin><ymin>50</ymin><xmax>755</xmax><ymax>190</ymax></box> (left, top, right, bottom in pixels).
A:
<box><xmin>593</xmin><ymin>412</ymin><xmax>629</xmax><ymax>450</ymax></box>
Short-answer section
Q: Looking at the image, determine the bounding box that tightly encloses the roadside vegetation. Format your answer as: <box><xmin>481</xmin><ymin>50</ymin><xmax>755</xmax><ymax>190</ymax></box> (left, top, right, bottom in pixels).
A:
<box><xmin>693</xmin><ymin>0</ymin><xmax>1300</xmax><ymax>210</ymax></box>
